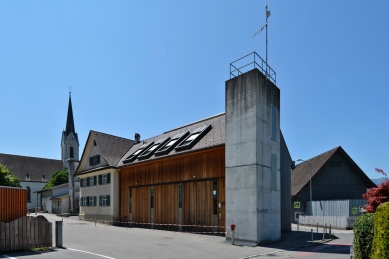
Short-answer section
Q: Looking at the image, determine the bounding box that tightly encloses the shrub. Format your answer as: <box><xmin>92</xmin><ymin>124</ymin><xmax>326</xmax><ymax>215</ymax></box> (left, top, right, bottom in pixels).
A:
<box><xmin>353</xmin><ymin>213</ymin><xmax>375</xmax><ymax>259</ymax></box>
<box><xmin>362</xmin><ymin>180</ymin><xmax>389</xmax><ymax>213</ymax></box>
<box><xmin>371</xmin><ymin>202</ymin><xmax>389</xmax><ymax>259</ymax></box>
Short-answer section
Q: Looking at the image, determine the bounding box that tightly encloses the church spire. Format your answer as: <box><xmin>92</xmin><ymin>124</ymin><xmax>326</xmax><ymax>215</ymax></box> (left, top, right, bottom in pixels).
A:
<box><xmin>65</xmin><ymin>91</ymin><xmax>76</xmax><ymax>137</ymax></box>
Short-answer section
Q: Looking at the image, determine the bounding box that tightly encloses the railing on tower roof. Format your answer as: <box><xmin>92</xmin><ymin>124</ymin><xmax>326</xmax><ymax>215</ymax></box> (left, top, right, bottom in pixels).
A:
<box><xmin>230</xmin><ymin>52</ymin><xmax>276</xmax><ymax>84</ymax></box>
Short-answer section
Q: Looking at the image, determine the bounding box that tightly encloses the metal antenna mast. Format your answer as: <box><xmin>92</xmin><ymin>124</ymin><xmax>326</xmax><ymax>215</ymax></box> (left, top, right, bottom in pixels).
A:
<box><xmin>253</xmin><ymin>4</ymin><xmax>271</xmax><ymax>79</ymax></box>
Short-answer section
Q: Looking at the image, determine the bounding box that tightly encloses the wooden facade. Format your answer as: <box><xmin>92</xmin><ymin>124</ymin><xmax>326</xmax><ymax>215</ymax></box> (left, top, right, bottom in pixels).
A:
<box><xmin>0</xmin><ymin>186</ymin><xmax>27</xmax><ymax>223</ymax></box>
<box><xmin>120</xmin><ymin>147</ymin><xmax>225</xmax><ymax>233</ymax></box>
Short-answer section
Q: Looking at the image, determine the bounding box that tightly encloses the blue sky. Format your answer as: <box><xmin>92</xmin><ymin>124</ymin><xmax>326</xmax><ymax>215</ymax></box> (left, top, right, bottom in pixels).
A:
<box><xmin>0</xmin><ymin>1</ymin><xmax>388</xmax><ymax>180</ymax></box>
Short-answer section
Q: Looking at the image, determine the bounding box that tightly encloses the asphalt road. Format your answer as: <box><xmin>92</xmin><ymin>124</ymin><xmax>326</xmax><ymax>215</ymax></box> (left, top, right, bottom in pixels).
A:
<box><xmin>1</xmin><ymin>213</ymin><xmax>354</xmax><ymax>259</ymax></box>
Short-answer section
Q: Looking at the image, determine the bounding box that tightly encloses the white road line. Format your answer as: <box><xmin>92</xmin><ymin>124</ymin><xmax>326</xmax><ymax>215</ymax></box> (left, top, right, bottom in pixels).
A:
<box><xmin>67</xmin><ymin>248</ymin><xmax>116</xmax><ymax>259</ymax></box>
<box><xmin>3</xmin><ymin>255</ymin><xmax>17</xmax><ymax>259</ymax></box>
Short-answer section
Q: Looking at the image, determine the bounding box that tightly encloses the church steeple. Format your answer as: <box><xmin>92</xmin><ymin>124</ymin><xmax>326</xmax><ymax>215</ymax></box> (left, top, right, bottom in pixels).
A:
<box><xmin>61</xmin><ymin>91</ymin><xmax>79</xmax><ymax>164</ymax></box>
<box><xmin>65</xmin><ymin>92</ymin><xmax>76</xmax><ymax>138</ymax></box>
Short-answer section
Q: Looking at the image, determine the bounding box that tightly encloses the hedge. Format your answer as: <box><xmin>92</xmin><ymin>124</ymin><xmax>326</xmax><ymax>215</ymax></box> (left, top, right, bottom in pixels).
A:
<box><xmin>353</xmin><ymin>213</ymin><xmax>375</xmax><ymax>259</ymax></box>
<box><xmin>371</xmin><ymin>202</ymin><xmax>389</xmax><ymax>259</ymax></box>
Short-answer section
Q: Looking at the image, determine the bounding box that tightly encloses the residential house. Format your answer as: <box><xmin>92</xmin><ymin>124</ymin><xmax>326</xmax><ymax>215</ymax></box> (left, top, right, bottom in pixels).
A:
<box><xmin>75</xmin><ymin>131</ymin><xmax>134</xmax><ymax>221</ymax></box>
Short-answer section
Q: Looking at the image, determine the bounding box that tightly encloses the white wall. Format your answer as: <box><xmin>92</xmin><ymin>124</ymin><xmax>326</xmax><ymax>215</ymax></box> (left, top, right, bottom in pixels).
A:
<box><xmin>20</xmin><ymin>181</ymin><xmax>46</xmax><ymax>210</ymax></box>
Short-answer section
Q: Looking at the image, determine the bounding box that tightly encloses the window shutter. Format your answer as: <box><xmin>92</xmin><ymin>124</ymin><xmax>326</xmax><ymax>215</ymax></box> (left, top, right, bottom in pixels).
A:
<box><xmin>89</xmin><ymin>157</ymin><xmax>93</xmax><ymax>166</ymax></box>
<box><xmin>99</xmin><ymin>175</ymin><xmax>102</xmax><ymax>185</ymax></box>
<box><xmin>80</xmin><ymin>197</ymin><xmax>83</xmax><ymax>207</ymax></box>
<box><xmin>87</xmin><ymin>177</ymin><xmax>90</xmax><ymax>186</ymax></box>
<box><xmin>107</xmin><ymin>173</ymin><xmax>111</xmax><ymax>184</ymax></box>
<box><xmin>86</xmin><ymin>197</ymin><xmax>89</xmax><ymax>206</ymax></box>
<box><xmin>94</xmin><ymin>196</ymin><xmax>97</xmax><ymax>207</ymax></box>
<box><xmin>94</xmin><ymin>176</ymin><xmax>97</xmax><ymax>185</ymax></box>
<box><xmin>97</xmin><ymin>155</ymin><xmax>100</xmax><ymax>164</ymax></box>
<box><xmin>99</xmin><ymin>196</ymin><xmax>102</xmax><ymax>206</ymax></box>
<box><xmin>107</xmin><ymin>195</ymin><xmax>110</xmax><ymax>206</ymax></box>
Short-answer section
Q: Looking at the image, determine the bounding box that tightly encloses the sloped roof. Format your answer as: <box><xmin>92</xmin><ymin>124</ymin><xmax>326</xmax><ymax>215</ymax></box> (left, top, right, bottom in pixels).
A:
<box><xmin>291</xmin><ymin>146</ymin><xmax>376</xmax><ymax>196</ymax></box>
<box><xmin>117</xmin><ymin>113</ymin><xmax>225</xmax><ymax>167</ymax></box>
<box><xmin>0</xmin><ymin>153</ymin><xmax>63</xmax><ymax>182</ymax></box>
<box><xmin>91</xmin><ymin>131</ymin><xmax>135</xmax><ymax>167</ymax></box>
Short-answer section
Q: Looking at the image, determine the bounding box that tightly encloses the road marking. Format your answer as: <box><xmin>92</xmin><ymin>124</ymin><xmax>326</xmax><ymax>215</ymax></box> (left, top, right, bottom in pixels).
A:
<box><xmin>239</xmin><ymin>250</ymin><xmax>283</xmax><ymax>259</ymax></box>
<box><xmin>67</xmin><ymin>248</ymin><xmax>116</xmax><ymax>259</ymax></box>
<box><xmin>3</xmin><ymin>255</ymin><xmax>17</xmax><ymax>259</ymax></box>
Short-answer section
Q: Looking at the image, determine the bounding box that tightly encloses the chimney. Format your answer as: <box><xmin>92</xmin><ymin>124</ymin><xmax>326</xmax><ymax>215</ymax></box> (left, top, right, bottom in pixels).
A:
<box><xmin>134</xmin><ymin>133</ymin><xmax>141</xmax><ymax>143</ymax></box>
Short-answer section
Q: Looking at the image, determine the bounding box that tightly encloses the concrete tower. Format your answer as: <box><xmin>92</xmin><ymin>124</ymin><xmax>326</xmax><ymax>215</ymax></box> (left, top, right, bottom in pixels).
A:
<box><xmin>61</xmin><ymin>92</ymin><xmax>80</xmax><ymax>213</ymax></box>
<box><xmin>225</xmin><ymin>68</ymin><xmax>281</xmax><ymax>244</ymax></box>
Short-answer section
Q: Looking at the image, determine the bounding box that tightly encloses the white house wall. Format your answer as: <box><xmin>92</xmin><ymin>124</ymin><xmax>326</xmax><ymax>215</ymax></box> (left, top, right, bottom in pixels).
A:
<box><xmin>79</xmin><ymin>135</ymin><xmax>109</xmax><ymax>172</ymax></box>
<box><xmin>79</xmin><ymin>168</ymin><xmax>119</xmax><ymax>221</ymax></box>
<box><xmin>21</xmin><ymin>181</ymin><xmax>45</xmax><ymax>210</ymax></box>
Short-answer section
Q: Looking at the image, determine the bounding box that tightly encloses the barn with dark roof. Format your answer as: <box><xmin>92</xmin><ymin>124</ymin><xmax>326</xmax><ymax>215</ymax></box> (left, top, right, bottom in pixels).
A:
<box><xmin>291</xmin><ymin>146</ymin><xmax>376</xmax><ymax>221</ymax></box>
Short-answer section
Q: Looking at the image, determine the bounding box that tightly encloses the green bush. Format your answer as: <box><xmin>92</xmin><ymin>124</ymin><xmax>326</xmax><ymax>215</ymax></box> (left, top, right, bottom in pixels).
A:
<box><xmin>353</xmin><ymin>213</ymin><xmax>375</xmax><ymax>259</ymax></box>
<box><xmin>371</xmin><ymin>202</ymin><xmax>389</xmax><ymax>259</ymax></box>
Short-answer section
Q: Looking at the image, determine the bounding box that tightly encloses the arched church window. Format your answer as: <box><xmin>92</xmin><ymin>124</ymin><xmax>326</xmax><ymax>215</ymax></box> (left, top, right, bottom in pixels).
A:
<box><xmin>27</xmin><ymin>186</ymin><xmax>31</xmax><ymax>202</ymax></box>
<box><xmin>70</xmin><ymin>147</ymin><xmax>74</xmax><ymax>158</ymax></box>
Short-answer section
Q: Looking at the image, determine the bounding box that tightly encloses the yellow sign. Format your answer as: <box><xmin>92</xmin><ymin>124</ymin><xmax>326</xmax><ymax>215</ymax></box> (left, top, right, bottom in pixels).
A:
<box><xmin>352</xmin><ymin>207</ymin><xmax>358</xmax><ymax>214</ymax></box>
<box><xmin>294</xmin><ymin>202</ymin><xmax>300</xmax><ymax>209</ymax></box>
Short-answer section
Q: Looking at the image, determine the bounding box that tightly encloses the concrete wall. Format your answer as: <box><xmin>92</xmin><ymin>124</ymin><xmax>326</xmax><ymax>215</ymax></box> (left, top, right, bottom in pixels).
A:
<box><xmin>280</xmin><ymin>132</ymin><xmax>292</xmax><ymax>232</ymax></box>
<box><xmin>225</xmin><ymin>68</ymin><xmax>281</xmax><ymax>244</ymax></box>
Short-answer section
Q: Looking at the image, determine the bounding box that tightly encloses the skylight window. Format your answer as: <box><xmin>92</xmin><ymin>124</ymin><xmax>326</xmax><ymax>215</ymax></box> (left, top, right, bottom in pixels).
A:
<box><xmin>155</xmin><ymin>132</ymin><xmax>189</xmax><ymax>156</ymax></box>
<box><xmin>138</xmin><ymin>138</ymin><xmax>170</xmax><ymax>160</ymax></box>
<box><xmin>123</xmin><ymin>142</ymin><xmax>153</xmax><ymax>164</ymax></box>
<box><xmin>175</xmin><ymin>125</ymin><xmax>212</xmax><ymax>151</ymax></box>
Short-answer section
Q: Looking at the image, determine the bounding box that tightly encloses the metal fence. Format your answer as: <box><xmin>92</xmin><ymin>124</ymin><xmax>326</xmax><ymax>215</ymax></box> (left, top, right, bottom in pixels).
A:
<box><xmin>306</xmin><ymin>199</ymin><xmax>366</xmax><ymax>217</ymax></box>
<box><xmin>0</xmin><ymin>186</ymin><xmax>27</xmax><ymax>223</ymax></box>
<box><xmin>230</xmin><ymin>52</ymin><xmax>276</xmax><ymax>84</ymax></box>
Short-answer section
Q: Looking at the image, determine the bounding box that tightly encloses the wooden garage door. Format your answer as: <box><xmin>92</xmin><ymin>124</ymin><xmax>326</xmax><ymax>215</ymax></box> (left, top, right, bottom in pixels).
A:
<box><xmin>182</xmin><ymin>180</ymin><xmax>214</xmax><ymax>233</ymax></box>
<box><xmin>131</xmin><ymin>186</ymin><xmax>150</xmax><ymax>227</ymax></box>
<box><xmin>154</xmin><ymin>184</ymin><xmax>178</xmax><ymax>230</ymax></box>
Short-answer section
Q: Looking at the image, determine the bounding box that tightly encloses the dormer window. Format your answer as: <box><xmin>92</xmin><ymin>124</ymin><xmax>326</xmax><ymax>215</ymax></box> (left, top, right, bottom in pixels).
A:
<box><xmin>26</xmin><ymin>173</ymin><xmax>30</xmax><ymax>181</ymax></box>
<box><xmin>42</xmin><ymin>174</ymin><xmax>46</xmax><ymax>181</ymax></box>
<box><xmin>89</xmin><ymin>155</ymin><xmax>100</xmax><ymax>166</ymax></box>
<box><xmin>155</xmin><ymin>132</ymin><xmax>189</xmax><ymax>156</ymax></box>
<box><xmin>138</xmin><ymin>138</ymin><xmax>170</xmax><ymax>160</ymax></box>
<box><xmin>123</xmin><ymin>142</ymin><xmax>153</xmax><ymax>164</ymax></box>
<box><xmin>175</xmin><ymin>125</ymin><xmax>212</xmax><ymax>151</ymax></box>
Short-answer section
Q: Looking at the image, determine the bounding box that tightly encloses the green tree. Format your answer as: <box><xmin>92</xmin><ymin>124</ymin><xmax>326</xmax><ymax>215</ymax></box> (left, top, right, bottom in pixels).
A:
<box><xmin>43</xmin><ymin>169</ymin><xmax>68</xmax><ymax>189</ymax></box>
<box><xmin>0</xmin><ymin>163</ymin><xmax>21</xmax><ymax>187</ymax></box>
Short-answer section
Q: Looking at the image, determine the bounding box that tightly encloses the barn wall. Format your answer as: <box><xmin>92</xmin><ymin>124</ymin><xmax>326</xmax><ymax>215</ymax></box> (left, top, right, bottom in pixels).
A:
<box><xmin>298</xmin><ymin>150</ymin><xmax>369</xmax><ymax>202</ymax></box>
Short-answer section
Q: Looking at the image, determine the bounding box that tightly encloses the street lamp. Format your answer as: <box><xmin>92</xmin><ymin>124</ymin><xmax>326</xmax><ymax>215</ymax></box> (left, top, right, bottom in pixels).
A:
<box><xmin>296</xmin><ymin>159</ymin><xmax>313</xmax><ymax>215</ymax></box>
